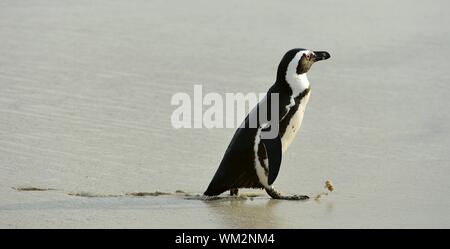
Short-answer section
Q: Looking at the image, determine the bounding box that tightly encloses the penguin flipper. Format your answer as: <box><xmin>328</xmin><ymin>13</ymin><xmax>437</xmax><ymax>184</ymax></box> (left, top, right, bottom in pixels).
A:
<box><xmin>261</xmin><ymin>134</ymin><xmax>282</xmax><ymax>185</ymax></box>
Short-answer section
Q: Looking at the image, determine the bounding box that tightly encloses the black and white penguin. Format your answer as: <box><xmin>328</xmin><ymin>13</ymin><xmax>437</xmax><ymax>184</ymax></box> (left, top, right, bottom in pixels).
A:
<box><xmin>204</xmin><ymin>48</ymin><xmax>331</xmax><ymax>200</ymax></box>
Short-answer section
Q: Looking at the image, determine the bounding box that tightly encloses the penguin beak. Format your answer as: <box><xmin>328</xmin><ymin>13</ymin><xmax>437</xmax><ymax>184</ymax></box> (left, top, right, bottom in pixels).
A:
<box><xmin>312</xmin><ymin>51</ymin><xmax>331</xmax><ymax>62</ymax></box>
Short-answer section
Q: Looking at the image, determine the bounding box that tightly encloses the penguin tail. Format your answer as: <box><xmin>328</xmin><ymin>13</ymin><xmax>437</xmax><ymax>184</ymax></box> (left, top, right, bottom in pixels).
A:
<box><xmin>203</xmin><ymin>183</ymin><xmax>227</xmax><ymax>196</ymax></box>
<box><xmin>203</xmin><ymin>189</ymin><xmax>216</xmax><ymax>196</ymax></box>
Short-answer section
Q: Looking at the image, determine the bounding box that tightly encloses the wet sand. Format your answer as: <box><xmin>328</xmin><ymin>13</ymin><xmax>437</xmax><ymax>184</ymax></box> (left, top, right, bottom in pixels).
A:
<box><xmin>1</xmin><ymin>0</ymin><xmax>450</xmax><ymax>228</ymax></box>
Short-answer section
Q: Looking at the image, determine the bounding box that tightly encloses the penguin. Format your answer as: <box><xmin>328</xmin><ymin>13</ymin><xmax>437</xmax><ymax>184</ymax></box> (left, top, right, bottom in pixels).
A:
<box><xmin>204</xmin><ymin>48</ymin><xmax>331</xmax><ymax>200</ymax></box>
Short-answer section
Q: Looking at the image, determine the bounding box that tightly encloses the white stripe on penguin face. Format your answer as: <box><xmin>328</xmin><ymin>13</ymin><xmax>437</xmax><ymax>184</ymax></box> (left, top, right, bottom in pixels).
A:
<box><xmin>285</xmin><ymin>50</ymin><xmax>311</xmax><ymax>98</ymax></box>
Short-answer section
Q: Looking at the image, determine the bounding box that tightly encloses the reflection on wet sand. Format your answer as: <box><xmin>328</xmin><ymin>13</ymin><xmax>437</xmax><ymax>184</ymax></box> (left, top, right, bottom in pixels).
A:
<box><xmin>203</xmin><ymin>194</ymin><xmax>285</xmax><ymax>228</ymax></box>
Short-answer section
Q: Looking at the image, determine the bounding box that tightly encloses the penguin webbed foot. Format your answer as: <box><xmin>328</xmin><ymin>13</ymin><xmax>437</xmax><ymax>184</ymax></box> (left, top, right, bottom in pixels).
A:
<box><xmin>230</xmin><ymin>188</ymin><xmax>239</xmax><ymax>196</ymax></box>
<box><xmin>265</xmin><ymin>187</ymin><xmax>309</xmax><ymax>200</ymax></box>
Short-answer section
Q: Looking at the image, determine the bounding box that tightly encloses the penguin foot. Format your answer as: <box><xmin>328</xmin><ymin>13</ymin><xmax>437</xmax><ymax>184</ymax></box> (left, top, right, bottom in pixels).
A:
<box><xmin>265</xmin><ymin>187</ymin><xmax>309</xmax><ymax>200</ymax></box>
<box><xmin>230</xmin><ymin>188</ymin><xmax>239</xmax><ymax>196</ymax></box>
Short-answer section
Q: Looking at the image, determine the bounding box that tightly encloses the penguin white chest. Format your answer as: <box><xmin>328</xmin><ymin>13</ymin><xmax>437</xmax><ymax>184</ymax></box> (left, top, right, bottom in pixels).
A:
<box><xmin>281</xmin><ymin>92</ymin><xmax>311</xmax><ymax>153</ymax></box>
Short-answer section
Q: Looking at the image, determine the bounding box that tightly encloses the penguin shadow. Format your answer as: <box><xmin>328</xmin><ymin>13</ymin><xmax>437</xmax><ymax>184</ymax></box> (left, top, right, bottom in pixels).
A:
<box><xmin>201</xmin><ymin>192</ymin><xmax>285</xmax><ymax>228</ymax></box>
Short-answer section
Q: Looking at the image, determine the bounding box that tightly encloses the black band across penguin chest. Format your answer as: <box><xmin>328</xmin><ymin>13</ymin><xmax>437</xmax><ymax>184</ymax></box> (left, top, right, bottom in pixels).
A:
<box><xmin>279</xmin><ymin>88</ymin><xmax>311</xmax><ymax>139</ymax></box>
<box><xmin>255</xmin><ymin>88</ymin><xmax>310</xmax><ymax>176</ymax></box>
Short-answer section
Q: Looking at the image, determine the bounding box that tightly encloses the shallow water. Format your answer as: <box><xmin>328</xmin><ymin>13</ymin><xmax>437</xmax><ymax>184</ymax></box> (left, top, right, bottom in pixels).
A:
<box><xmin>1</xmin><ymin>0</ymin><xmax>450</xmax><ymax>228</ymax></box>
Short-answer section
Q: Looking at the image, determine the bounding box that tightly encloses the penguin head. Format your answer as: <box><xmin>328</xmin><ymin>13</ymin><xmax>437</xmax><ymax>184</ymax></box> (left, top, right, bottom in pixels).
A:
<box><xmin>277</xmin><ymin>48</ymin><xmax>331</xmax><ymax>81</ymax></box>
